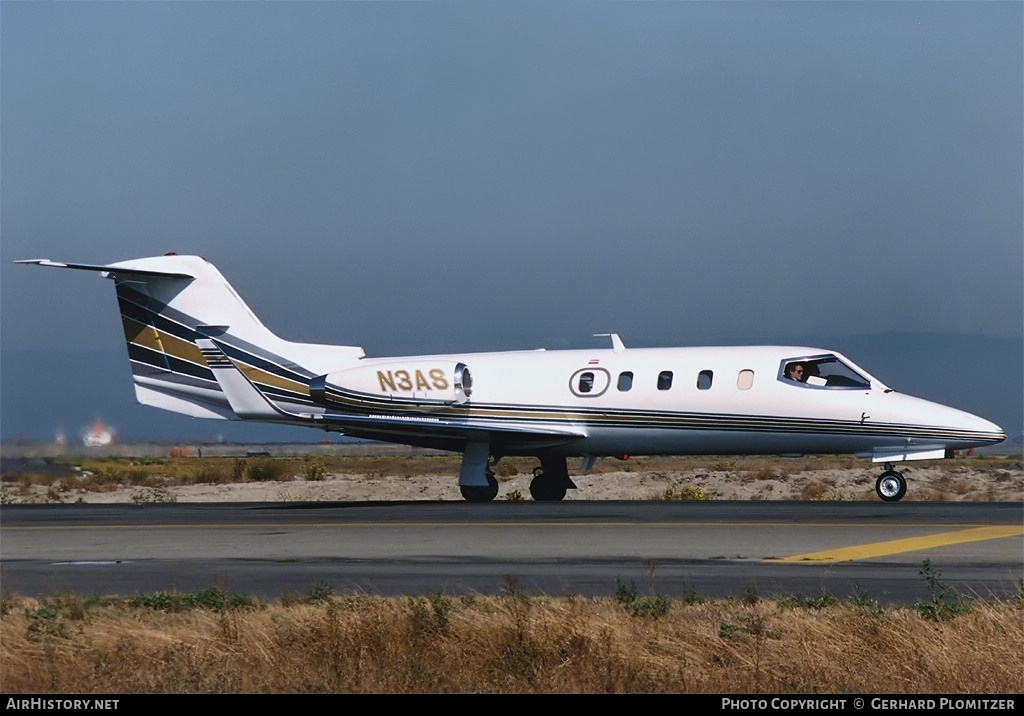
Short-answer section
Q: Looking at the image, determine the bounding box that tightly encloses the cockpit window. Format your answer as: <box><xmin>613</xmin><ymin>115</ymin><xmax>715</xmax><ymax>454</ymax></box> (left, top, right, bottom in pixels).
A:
<box><xmin>779</xmin><ymin>354</ymin><xmax>870</xmax><ymax>390</ymax></box>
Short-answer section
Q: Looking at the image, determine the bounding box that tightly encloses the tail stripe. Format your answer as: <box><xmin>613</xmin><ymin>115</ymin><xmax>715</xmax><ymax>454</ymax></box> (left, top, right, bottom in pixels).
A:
<box><xmin>117</xmin><ymin>282</ymin><xmax>318</xmax><ymax>410</ymax></box>
<box><xmin>125</xmin><ymin>341</ymin><xmax>216</xmax><ymax>384</ymax></box>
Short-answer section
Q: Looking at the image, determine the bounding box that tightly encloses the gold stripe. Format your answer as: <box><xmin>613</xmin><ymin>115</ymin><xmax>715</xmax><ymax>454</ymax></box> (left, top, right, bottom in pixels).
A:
<box><xmin>236</xmin><ymin>362</ymin><xmax>310</xmax><ymax>397</ymax></box>
<box><xmin>778</xmin><ymin>526</ymin><xmax>1024</xmax><ymax>563</ymax></box>
<box><xmin>123</xmin><ymin>317</ymin><xmax>206</xmax><ymax>365</ymax></box>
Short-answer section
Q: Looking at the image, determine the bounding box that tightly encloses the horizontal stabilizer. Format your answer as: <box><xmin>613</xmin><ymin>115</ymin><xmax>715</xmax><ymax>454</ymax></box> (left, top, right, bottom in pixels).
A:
<box><xmin>15</xmin><ymin>259</ymin><xmax>194</xmax><ymax>280</ymax></box>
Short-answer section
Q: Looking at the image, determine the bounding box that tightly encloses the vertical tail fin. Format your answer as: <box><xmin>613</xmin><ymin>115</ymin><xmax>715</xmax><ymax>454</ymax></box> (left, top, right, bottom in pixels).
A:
<box><xmin>18</xmin><ymin>255</ymin><xmax>364</xmax><ymax>422</ymax></box>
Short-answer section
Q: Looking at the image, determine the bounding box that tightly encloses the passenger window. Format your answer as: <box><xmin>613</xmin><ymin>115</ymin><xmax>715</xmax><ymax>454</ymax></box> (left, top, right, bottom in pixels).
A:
<box><xmin>579</xmin><ymin>372</ymin><xmax>594</xmax><ymax>393</ymax></box>
<box><xmin>697</xmin><ymin>370</ymin><xmax>713</xmax><ymax>390</ymax></box>
<box><xmin>737</xmin><ymin>369</ymin><xmax>754</xmax><ymax>390</ymax></box>
<box><xmin>617</xmin><ymin>371</ymin><xmax>633</xmax><ymax>391</ymax></box>
<box><xmin>569</xmin><ymin>367</ymin><xmax>611</xmax><ymax>397</ymax></box>
<box><xmin>658</xmin><ymin>371</ymin><xmax>673</xmax><ymax>390</ymax></box>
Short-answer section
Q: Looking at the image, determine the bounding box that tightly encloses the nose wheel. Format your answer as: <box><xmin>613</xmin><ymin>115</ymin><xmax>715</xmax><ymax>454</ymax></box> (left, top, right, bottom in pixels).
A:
<box><xmin>875</xmin><ymin>466</ymin><xmax>907</xmax><ymax>502</ymax></box>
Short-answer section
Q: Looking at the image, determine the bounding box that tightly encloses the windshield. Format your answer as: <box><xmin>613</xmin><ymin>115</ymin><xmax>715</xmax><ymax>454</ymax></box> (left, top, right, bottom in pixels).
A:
<box><xmin>779</xmin><ymin>354</ymin><xmax>871</xmax><ymax>390</ymax></box>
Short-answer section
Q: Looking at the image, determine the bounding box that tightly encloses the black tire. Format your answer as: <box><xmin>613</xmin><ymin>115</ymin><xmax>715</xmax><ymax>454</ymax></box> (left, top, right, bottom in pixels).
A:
<box><xmin>460</xmin><ymin>482</ymin><xmax>499</xmax><ymax>502</ymax></box>
<box><xmin>529</xmin><ymin>476</ymin><xmax>567</xmax><ymax>502</ymax></box>
<box><xmin>875</xmin><ymin>470</ymin><xmax>907</xmax><ymax>502</ymax></box>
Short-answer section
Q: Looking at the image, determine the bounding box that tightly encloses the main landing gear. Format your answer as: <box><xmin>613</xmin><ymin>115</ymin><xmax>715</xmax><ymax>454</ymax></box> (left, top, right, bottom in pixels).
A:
<box><xmin>875</xmin><ymin>463</ymin><xmax>907</xmax><ymax>502</ymax></box>
<box><xmin>457</xmin><ymin>444</ymin><xmax>577</xmax><ymax>502</ymax></box>
<box><xmin>529</xmin><ymin>455</ymin><xmax>577</xmax><ymax>502</ymax></box>
<box><xmin>458</xmin><ymin>441</ymin><xmax>499</xmax><ymax>503</ymax></box>
<box><xmin>459</xmin><ymin>466</ymin><xmax>499</xmax><ymax>503</ymax></box>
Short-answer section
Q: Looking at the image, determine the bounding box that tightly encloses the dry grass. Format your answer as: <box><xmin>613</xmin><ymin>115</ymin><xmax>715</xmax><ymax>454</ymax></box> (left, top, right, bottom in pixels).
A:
<box><xmin>2</xmin><ymin>586</ymin><xmax>1021</xmax><ymax>694</ymax></box>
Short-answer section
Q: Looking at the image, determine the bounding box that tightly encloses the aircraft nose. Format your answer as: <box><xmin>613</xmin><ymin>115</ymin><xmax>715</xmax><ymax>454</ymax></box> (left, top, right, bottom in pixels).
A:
<box><xmin>973</xmin><ymin>415</ymin><xmax>1005</xmax><ymax>443</ymax></box>
<box><xmin>943</xmin><ymin>406</ymin><xmax>1005</xmax><ymax>445</ymax></box>
<box><xmin>891</xmin><ymin>394</ymin><xmax>1005</xmax><ymax>447</ymax></box>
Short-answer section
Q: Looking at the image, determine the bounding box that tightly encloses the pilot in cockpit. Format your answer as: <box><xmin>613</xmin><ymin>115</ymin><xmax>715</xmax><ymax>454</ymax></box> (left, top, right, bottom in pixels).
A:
<box><xmin>785</xmin><ymin>362</ymin><xmax>805</xmax><ymax>382</ymax></box>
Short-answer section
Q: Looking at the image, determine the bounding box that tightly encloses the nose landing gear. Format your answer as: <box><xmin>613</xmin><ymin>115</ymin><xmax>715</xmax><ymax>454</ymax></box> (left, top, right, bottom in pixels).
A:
<box><xmin>875</xmin><ymin>464</ymin><xmax>907</xmax><ymax>502</ymax></box>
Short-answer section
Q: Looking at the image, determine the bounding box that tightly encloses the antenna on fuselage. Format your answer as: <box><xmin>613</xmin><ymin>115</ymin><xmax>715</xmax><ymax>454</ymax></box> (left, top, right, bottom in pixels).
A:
<box><xmin>594</xmin><ymin>333</ymin><xmax>625</xmax><ymax>352</ymax></box>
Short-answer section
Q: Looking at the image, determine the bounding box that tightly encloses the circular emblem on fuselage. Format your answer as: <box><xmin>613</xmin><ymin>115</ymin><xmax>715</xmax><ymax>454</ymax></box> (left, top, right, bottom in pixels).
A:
<box><xmin>569</xmin><ymin>367</ymin><xmax>611</xmax><ymax>397</ymax></box>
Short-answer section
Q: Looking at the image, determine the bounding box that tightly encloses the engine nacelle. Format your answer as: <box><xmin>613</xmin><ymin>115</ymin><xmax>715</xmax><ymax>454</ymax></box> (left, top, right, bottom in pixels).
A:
<box><xmin>310</xmin><ymin>360</ymin><xmax>472</xmax><ymax>408</ymax></box>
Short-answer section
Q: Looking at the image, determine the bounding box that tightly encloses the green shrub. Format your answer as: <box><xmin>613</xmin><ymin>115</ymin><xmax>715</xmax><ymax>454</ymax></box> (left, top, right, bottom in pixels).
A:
<box><xmin>246</xmin><ymin>459</ymin><xmax>290</xmax><ymax>482</ymax></box>
<box><xmin>913</xmin><ymin>559</ymin><xmax>970</xmax><ymax>621</ymax></box>
<box><xmin>663</xmin><ymin>484</ymin><xmax>709</xmax><ymax>501</ymax></box>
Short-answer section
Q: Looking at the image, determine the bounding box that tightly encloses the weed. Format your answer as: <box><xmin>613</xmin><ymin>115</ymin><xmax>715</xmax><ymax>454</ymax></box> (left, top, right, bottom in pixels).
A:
<box><xmin>427</xmin><ymin>592</ymin><xmax>455</xmax><ymax>632</ymax></box>
<box><xmin>662</xmin><ymin>484</ymin><xmax>709</xmax><ymax>501</ymax></box>
<box><xmin>627</xmin><ymin>594</ymin><xmax>672</xmax><ymax>618</ymax></box>
<box><xmin>799</xmin><ymin>482</ymin><xmax>832</xmax><ymax>500</ymax></box>
<box><xmin>615</xmin><ymin>578</ymin><xmax>639</xmax><ymax>604</ymax></box>
<box><xmin>743</xmin><ymin>583</ymin><xmax>760</xmax><ymax>605</ymax></box>
<box><xmin>613</xmin><ymin>577</ymin><xmax>670</xmax><ymax>617</ymax></box>
<box><xmin>494</xmin><ymin>461</ymin><xmax>519</xmax><ymax>478</ymax></box>
<box><xmin>778</xmin><ymin>592</ymin><xmax>840</xmax><ymax>610</ymax></box>
<box><xmin>912</xmin><ymin>559</ymin><xmax>971</xmax><ymax>621</ymax></box>
<box><xmin>407</xmin><ymin>592</ymin><xmax>454</xmax><ymax>641</ymax></box>
<box><xmin>24</xmin><ymin>602</ymin><xmax>74</xmax><ymax>641</ymax></box>
<box><xmin>23</xmin><ymin>594</ymin><xmax>86</xmax><ymax>642</ymax></box>
<box><xmin>679</xmin><ymin>584</ymin><xmax>707</xmax><ymax>605</ymax></box>
<box><xmin>128</xmin><ymin>586</ymin><xmax>258</xmax><ymax>613</ymax></box>
<box><xmin>0</xmin><ymin>591</ymin><xmax>15</xmax><ymax>617</ymax></box>
<box><xmin>721</xmin><ymin>613</ymin><xmax>780</xmax><ymax>642</ymax></box>
<box><xmin>246</xmin><ymin>459</ymin><xmax>291</xmax><ymax>482</ymax></box>
<box><xmin>308</xmin><ymin>583</ymin><xmax>334</xmax><ymax>605</ymax></box>
<box><xmin>751</xmin><ymin>467</ymin><xmax>779</xmax><ymax>481</ymax></box>
<box><xmin>302</xmin><ymin>456</ymin><xmax>328</xmax><ymax>481</ymax></box>
<box><xmin>130</xmin><ymin>487</ymin><xmax>177</xmax><ymax>503</ymax></box>
<box><xmin>847</xmin><ymin>588</ymin><xmax>885</xmax><ymax>618</ymax></box>
<box><xmin>497</xmin><ymin>577</ymin><xmax>545</xmax><ymax>684</ymax></box>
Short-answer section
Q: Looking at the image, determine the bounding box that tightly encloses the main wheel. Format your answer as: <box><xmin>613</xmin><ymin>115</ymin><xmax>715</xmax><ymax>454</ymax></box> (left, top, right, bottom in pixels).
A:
<box><xmin>460</xmin><ymin>470</ymin><xmax>499</xmax><ymax>502</ymax></box>
<box><xmin>460</xmin><ymin>482</ymin><xmax>499</xmax><ymax>502</ymax></box>
<box><xmin>875</xmin><ymin>469</ymin><xmax>907</xmax><ymax>502</ymax></box>
<box><xmin>529</xmin><ymin>472</ymin><xmax>568</xmax><ymax>502</ymax></box>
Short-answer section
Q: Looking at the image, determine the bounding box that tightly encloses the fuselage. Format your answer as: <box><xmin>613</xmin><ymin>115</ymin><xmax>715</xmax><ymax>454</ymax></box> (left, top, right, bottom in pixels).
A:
<box><xmin>310</xmin><ymin>344</ymin><xmax>1005</xmax><ymax>459</ymax></box>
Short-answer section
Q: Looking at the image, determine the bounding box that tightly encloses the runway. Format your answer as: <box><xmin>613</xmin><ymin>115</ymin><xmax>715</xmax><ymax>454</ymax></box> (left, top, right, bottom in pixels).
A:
<box><xmin>2</xmin><ymin>501</ymin><xmax>1021</xmax><ymax>603</ymax></box>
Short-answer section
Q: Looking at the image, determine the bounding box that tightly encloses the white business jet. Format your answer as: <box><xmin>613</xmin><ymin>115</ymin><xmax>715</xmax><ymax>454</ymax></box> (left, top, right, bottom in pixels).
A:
<box><xmin>19</xmin><ymin>254</ymin><xmax>1005</xmax><ymax>502</ymax></box>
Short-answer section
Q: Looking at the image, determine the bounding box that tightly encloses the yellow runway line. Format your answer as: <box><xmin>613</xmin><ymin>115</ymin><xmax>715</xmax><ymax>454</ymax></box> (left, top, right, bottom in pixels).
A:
<box><xmin>779</xmin><ymin>525</ymin><xmax>1024</xmax><ymax>563</ymax></box>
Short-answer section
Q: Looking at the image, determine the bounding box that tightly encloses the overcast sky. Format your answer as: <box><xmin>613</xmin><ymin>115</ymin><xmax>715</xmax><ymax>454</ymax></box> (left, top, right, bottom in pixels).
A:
<box><xmin>2</xmin><ymin>2</ymin><xmax>1021</xmax><ymax>441</ymax></box>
